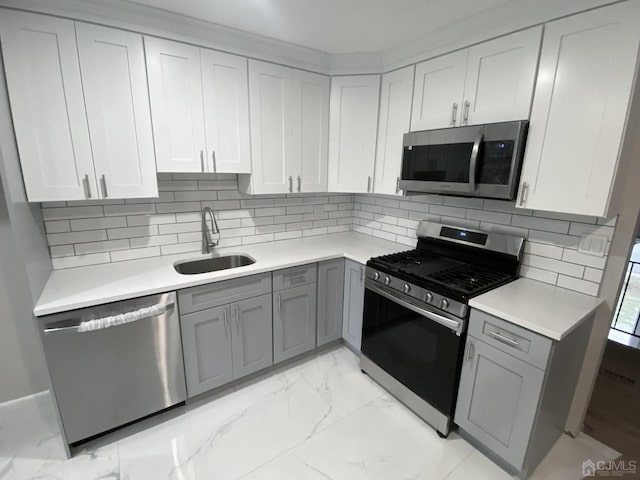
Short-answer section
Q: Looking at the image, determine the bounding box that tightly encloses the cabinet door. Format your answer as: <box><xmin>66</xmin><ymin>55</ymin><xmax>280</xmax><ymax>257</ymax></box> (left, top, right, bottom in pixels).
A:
<box><xmin>342</xmin><ymin>260</ymin><xmax>365</xmax><ymax>350</ymax></box>
<box><xmin>0</xmin><ymin>11</ymin><xmax>96</xmax><ymax>202</ymax></box>
<box><xmin>317</xmin><ymin>259</ymin><xmax>345</xmax><ymax>346</ymax></box>
<box><xmin>248</xmin><ymin>60</ymin><xmax>294</xmax><ymax>194</ymax></box>
<box><xmin>454</xmin><ymin>337</ymin><xmax>545</xmax><ymax>470</ymax></box>
<box><xmin>181</xmin><ymin>306</ymin><xmax>233</xmax><ymax>398</ymax></box>
<box><xmin>145</xmin><ymin>37</ymin><xmax>206</xmax><ymax>173</ymax></box>
<box><xmin>201</xmin><ymin>50</ymin><xmax>251</xmax><ymax>174</ymax></box>
<box><xmin>463</xmin><ymin>27</ymin><xmax>541</xmax><ymax>126</ymax></box>
<box><xmin>328</xmin><ymin>75</ymin><xmax>380</xmax><ymax>193</ymax></box>
<box><xmin>231</xmin><ymin>294</ymin><xmax>273</xmax><ymax>379</ymax></box>
<box><xmin>517</xmin><ymin>3</ymin><xmax>640</xmax><ymax>217</ymax></box>
<box><xmin>411</xmin><ymin>50</ymin><xmax>468</xmax><ymax>130</ymax></box>
<box><xmin>274</xmin><ymin>284</ymin><xmax>317</xmax><ymax>363</ymax></box>
<box><xmin>374</xmin><ymin>66</ymin><xmax>414</xmax><ymax>195</ymax></box>
<box><xmin>75</xmin><ymin>23</ymin><xmax>158</xmax><ymax>199</ymax></box>
<box><xmin>293</xmin><ymin>70</ymin><xmax>329</xmax><ymax>193</ymax></box>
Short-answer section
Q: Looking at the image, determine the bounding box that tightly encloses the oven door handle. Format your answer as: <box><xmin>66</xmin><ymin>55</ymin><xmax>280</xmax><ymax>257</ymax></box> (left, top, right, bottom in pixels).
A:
<box><xmin>469</xmin><ymin>133</ymin><xmax>483</xmax><ymax>192</ymax></box>
<box><xmin>366</xmin><ymin>283</ymin><xmax>462</xmax><ymax>333</ymax></box>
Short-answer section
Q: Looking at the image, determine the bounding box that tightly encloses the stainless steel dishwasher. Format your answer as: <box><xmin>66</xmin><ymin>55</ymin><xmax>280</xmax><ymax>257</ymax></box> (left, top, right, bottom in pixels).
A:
<box><xmin>39</xmin><ymin>292</ymin><xmax>186</xmax><ymax>445</ymax></box>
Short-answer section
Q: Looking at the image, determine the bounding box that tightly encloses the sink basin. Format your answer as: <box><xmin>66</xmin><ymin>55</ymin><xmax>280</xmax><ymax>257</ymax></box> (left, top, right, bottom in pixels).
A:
<box><xmin>174</xmin><ymin>255</ymin><xmax>255</xmax><ymax>275</ymax></box>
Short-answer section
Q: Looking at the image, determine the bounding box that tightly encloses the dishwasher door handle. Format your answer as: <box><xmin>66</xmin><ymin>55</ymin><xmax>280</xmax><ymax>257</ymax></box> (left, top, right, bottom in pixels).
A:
<box><xmin>43</xmin><ymin>302</ymin><xmax>175</xmax><ymax>334</ymax></box>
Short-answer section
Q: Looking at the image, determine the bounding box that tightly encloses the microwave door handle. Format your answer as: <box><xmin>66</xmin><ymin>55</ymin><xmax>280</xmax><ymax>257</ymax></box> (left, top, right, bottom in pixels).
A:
<box><xmin>469</xmin><ymin>134</ymin><xmax>483</xmax><ymax>192</ymax></box>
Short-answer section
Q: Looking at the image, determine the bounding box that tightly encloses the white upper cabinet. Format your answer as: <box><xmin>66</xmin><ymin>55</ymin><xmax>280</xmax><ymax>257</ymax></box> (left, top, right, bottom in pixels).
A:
<box><xmin>293</xmin><ymin>70</ymin><xmax>330</xmax><ymax>193</ymax></box>
<box><xmin>145</xmin><ymin>37</ymin><xmax>206</xmax><ymax>173</ymax></box>
<box><xmin>247</xmin><ymin>60</ymin><xmax>294</xmax><ymax>194</ymax></box>
<box><xmin>0</xmin><ymin>12</ymin><xmax>96</xmax><ymax>202</ymax></box>
<box><xmin>201</xmin><ymin>50</ymin><xmax>251</xmax><ymax>174</ymax></box>
<box><xmin>411</xmin><ymin>27</ymin><xmax>541</xmax><ymax>131</ymax></box>
<box><xmin>328</xmin><ymin>75</ymin><xmax>381</xmax><ymax>193</ymax></box>
<box><xmin>412</xmin><ymin>50</ymin><xmax>468</xmax><ymax>131</ymax></box>
<box><xmin>517</xmin><ymin>3</ymin><xmax>640</xmax><ymax>217</ymax></box>
<box><xmin>244</xmin><ymin>61</ymin><xmax>329</xmax><ymax>194</ymax></box>
<box><xmin>374</xmin><ymin>66</ymin><xmax>415</xmax><ymax>195</ymax></box>
<box><xmin>75</xmin><ymin>24</ymin><xmax>158</xmax><ymax>199</ymax></box>
<box><xmin>463</xmin><ymin>27</ymin><xmax>542</xmax><ymax>125</ymax></box>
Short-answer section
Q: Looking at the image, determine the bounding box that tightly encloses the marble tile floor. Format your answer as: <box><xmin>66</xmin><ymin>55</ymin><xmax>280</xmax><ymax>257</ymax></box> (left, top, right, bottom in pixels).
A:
<box><xmin>0</xmin><ymin>346</ymin><xmax>620</xmax><ymax>480</ymax></box>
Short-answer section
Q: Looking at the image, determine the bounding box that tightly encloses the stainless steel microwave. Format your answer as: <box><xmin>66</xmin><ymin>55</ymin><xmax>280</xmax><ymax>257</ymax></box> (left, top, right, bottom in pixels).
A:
<box><xmin>399</xmin><ymin>120</ymin><xmax>528</xmax><ymax>200</ymax></box>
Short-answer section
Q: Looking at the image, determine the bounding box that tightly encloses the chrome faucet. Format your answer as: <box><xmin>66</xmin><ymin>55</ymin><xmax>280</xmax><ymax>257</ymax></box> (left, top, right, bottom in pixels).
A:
<box><xmin>201</xmin><ymin>206</ymin><xmax>220</xmax><ymax>254</ymax></box>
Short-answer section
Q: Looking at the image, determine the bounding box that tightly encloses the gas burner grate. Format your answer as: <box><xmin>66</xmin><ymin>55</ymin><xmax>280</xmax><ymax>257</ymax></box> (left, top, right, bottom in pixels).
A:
<box><xmin>372</xmin><ymin>249</ymin><xmax>438</xmax><ymax>269</ymax></box>
<box><xmin>424</xmin><ymin>264</ymin><xmax>510</xmax><ymax>296</ymax></box>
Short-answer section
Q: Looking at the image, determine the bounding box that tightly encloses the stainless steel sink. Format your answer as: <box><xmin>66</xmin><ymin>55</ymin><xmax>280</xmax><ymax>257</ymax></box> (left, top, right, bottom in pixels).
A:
<box><xmin>174</xmin><ymin>255</ymin><xmax>255</xmax><ymax>275</ymax></box>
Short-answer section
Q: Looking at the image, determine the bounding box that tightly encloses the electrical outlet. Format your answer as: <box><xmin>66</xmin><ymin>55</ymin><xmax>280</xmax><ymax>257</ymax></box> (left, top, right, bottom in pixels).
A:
<box><xmin>578</xmin><ymin>234</ymin><xmax>608</xmax><ymax>257</ymax></box>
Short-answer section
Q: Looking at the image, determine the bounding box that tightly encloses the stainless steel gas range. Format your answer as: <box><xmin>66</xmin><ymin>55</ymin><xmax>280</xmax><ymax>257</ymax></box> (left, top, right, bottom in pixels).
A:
<box><xmin>360</xmin><ymin>221</ymin><xmax>525</xmax><ymax>437</ymax></box>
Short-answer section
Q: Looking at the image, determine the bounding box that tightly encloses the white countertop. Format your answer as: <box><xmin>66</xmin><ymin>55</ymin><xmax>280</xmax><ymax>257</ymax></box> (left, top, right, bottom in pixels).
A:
<box><xmin>34</xmin><ymin>232</ymin><xmax>408</xmax><ymax>316</ymax></box>
<box><xmin>469</xmin><ymin>278</ymin><xmax>604</xmax><ymax>341</ymax></box>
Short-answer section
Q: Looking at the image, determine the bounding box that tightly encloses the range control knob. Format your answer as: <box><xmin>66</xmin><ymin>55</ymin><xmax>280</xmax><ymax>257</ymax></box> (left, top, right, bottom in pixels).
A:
<box><xmin>440</xmin><ymin>299</ymin><xmax>450</xmax><ymax>310</ymax></box>
<box><xmin>425</xmin><ymin>292</ymin><xmax>433</xmax><ymax>303</ymax></box>
<box><xmin>373</xmin><ymin>272</ymin><xmax>380</xmax><ymax>281</ymax></box>
<box><xmin>403</xmin><ymin>283</ymin><xmax>411</xmax><ymax>293</ymax></box>
<box><xmin>384</xmin><ymin>276</ymin><xmax>391</xmax><ymax>285</ymax></box>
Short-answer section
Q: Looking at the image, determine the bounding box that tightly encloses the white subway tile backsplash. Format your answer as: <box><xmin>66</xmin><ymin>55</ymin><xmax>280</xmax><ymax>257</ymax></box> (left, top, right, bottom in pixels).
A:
<box><xmin>107</xmin><ymin>225</ymin><xmax>158</xmax><ymax>240</ymax></box>
<box><xmin>511</xmin><ymin>215</ymin><xmax>570</xmax><ymax>234</ymax></box>
<box><xmin>110</xmin><ymin>247</ymin><xmax>161</xmax><ymax>262</ymax></box>
<box><xmin>104</xmin><ymin>204</ymin><xmax>155</xmax><ymax>217</ymax></box>
<box><xmin>41</xmin><ymin>175</ymin><xmax>614</xmax><ymax>297</ymax></box>
<box><xmin>45</xmin><ymin>220</ymin><xmax>71</xmax><ymax>233</ymax></box>
<box><xmin>74</xmin><ymin>239</ymin><xmax>130</xmax><ymax>255</ymax></box>
<box><xmin>70</xmin><ymin>216</ymin><xmax>127</xmax><ymax>231</ymax></box>
<box><xmin>556</xmin><ymin>275</ymin><xmax>599</xmax><ymax>296</ymax></box>
<box><xmin>47</xmin><ymin>230</ymin><xmax>107</xmax><ymax>246</ymax></box>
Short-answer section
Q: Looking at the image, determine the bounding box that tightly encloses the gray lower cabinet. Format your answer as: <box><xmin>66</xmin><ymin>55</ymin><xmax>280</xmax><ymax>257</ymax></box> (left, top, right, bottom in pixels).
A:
<box><xmin>180</xmin><ymin>292</ymin><xmax>273</xmax><ymax>398</ymax></box>
<box><xmin>342</xmin><ymin>259</ymin><xmax>365</xmax><ymax>350</ymax></box>
<box><xmin>273</xmin><ymin>284</ymin><xmax>317</xmax><ymax>363</ymax></box>
<box><xmin>455</xmin><ymin>338</ymin><xmax>545</xmax><ymax>469</ymax></box>
<box><xmin>181</xmin><ymin>305</ymin><xmax>234</xmax><ymax>397</ymax></box>
<box><xmin>231</xmin><ymin>294</ymin><xmax>274</xmax><ymax>379</ymax></box>
<box><xmin>317</xmin><ymin>259</ymin><xmax>345</xmax><ymax>346</ymax></box>
<box><xmin>455</xmin><ymin>308</ymin><xmax>595</xmax><ymax>478</ymax></box>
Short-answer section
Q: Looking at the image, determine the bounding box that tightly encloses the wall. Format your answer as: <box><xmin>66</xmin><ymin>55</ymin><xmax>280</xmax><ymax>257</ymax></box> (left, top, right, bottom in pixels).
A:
<box><xmin>43</xmin><ymin>173</ymin><xmax>614</xmax><ymax>297</ymax></box>
<box><xmin>352</xmin><ymin>193</ymin><xmax>615</xmax><ymax>297</ymax></box>
<box><xmin>0</xmin><ymin>54</ymin><xmax>51</xmax><ymax>403</ymax></box>
<box><xmin>43</xmin><ymin>173</ymin><xmax>354</xmax><ymax>269</ymax></box>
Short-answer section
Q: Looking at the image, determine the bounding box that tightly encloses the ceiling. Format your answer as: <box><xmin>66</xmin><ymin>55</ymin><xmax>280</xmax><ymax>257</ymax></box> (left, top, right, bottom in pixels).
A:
<box><xmin>123</xmin><ymin>0</ymin><xmax>517</xmax><ymax>54</ymax></box>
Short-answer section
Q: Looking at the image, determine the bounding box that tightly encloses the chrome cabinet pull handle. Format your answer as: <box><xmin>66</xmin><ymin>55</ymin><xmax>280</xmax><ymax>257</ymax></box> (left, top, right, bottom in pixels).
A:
<box><xmin>200</xmin><ymin>150</ymin><xmax>205</xmax><ymax>173</ymax></box>
<box><xmin>235</xmin><ymin>305</ymin><xmax>240</xmax><ymax>334</ymax></box>
<box><xmin>467</xmin><ymin>341</ymin><xmax>475</xmax><ymax>365</ymax></box>
<box><xmin>463</xmin><ymin>101</ymin><xmax>470</xmax><ymax>125</ymax></box>
<box><xmin>83</xmin><ymin>175</ymin><xmax>92</xmax><ymax>199</ymax></box>
<box><xmin>212</xmin><ymin>151</ymin><xmax>216</xmax><ymax>173</ymax></box>
<box><xmin>395</xmin><ymin>177</ymin><xmax>400</xmax><ymax>194</ymax></box>
<box><xmin>289</xmin><ymin>176</ymin><xmax>293</xmax><ymax>193</ymax></box>
<box><xmin>223</xmin><ymin>309</ymin><xmax>229</xmax><ymax>338</ymax></box>
<box><xmin>367</xmin><ymin>176</ymin><xmax>371</xmax><ymax>193</ymax></box>
<box><xmin>100</xmin><ymin>174</ymin><xmax>108</xmax><ymax>198</ymax></box>
<box><xmin>297</xmin><ymin>175</ymin><xmax>301</xmax><ymax>192</ymax></box>
<box><xmin>277</xmin><ymin>294</ymin><xmax>281</xmax><ymax>313</ymax></box>
<box><xmin>451</xmin><ymin>102</ymin><xmax>458</xmax><ymax>126</ymax></box>
<box><xmin>518</xmin><ymin>182</ymin><xmax>529</xmax><ymax>207</ymax></box>
<box><xmin>488</xmin><ymin>330</ymin><xmax>520</xmax><ymax>347</ymax></box>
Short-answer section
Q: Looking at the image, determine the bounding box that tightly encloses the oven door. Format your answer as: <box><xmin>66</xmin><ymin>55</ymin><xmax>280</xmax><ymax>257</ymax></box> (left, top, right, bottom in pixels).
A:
<box><xmin>361</xmin><ymin>281</ymin><xmax>466</xmax><ymax>417</ymax></box>
<box><xmin>399</xmin><ymin>125</ymin><xmax>484</xmax><ymax>195</ymax></box>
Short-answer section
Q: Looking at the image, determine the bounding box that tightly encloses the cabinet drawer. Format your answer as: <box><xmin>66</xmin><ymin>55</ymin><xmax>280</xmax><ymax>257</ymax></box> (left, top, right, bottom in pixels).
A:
<box><xmin>469</xmin><ymin>309</ymin><xmax>552</xmax><ymax>370</ymax></box>
<box><xmin>272</xmin><ymin>263</ymin><xmax>317</xmax><ymax>291</ymax></box>
<box><xmin>178</xmin><ymin>273</ymin><xmax>271</xmax><ymax>314</ymax></box>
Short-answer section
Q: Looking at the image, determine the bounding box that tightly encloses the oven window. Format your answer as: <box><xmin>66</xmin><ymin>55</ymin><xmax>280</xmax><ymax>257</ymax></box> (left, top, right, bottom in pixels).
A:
<box><xmin>361</xmin><ymin>288</ymin><xmax>465</xmax><ymax>416</ymax></box>
<box><xmin>402</xmin><ymin>143</ymin><xmax>473</xmax><ymax>183</ymax></box>
<box><xmin>478</xmin><ymin>140</ymin><xmax>515</xmax><ymax>185</ymax></box>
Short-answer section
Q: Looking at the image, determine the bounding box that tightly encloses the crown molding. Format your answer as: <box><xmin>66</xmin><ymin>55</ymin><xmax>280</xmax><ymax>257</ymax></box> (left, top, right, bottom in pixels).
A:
<box><xmin>0</xmin><ymin>0</ymin><xmax>333</xmax><ymax>74</ymax></box>
<box><xmin>0</xmin><ymin>0</ymin><xmax>630</xmax><ymax>76</ymax></box>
